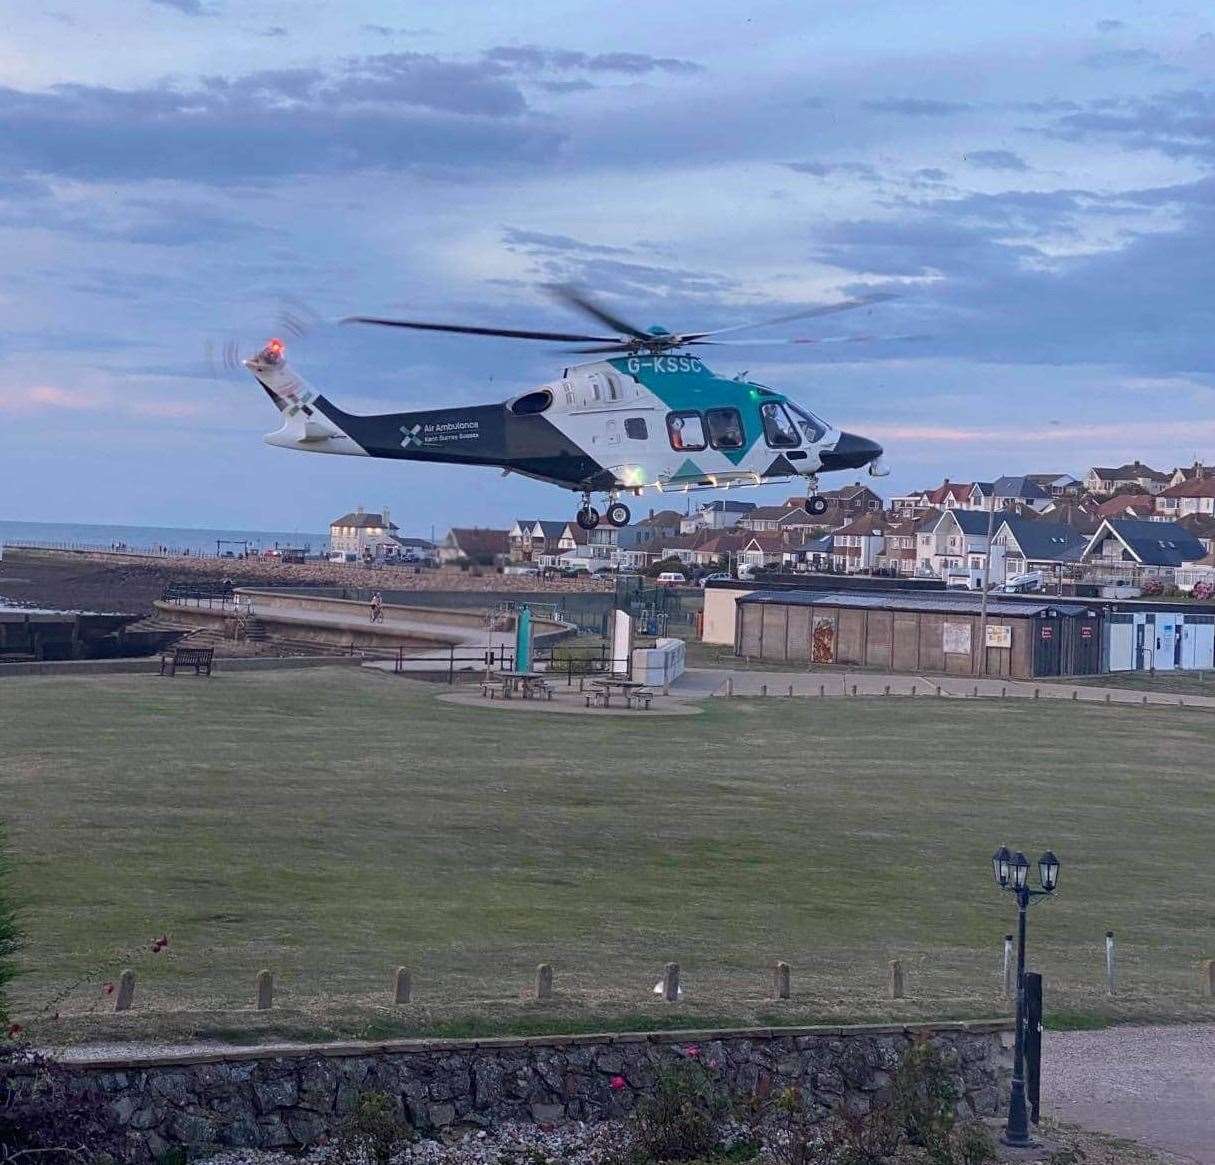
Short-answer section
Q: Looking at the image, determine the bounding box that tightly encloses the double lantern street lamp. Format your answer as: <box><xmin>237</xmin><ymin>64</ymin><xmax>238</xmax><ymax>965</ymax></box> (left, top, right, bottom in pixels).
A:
<box><xmin>991</xmin><ymin>846</ymin><xmax>1060</xmax><ymax>1148</ymax></box>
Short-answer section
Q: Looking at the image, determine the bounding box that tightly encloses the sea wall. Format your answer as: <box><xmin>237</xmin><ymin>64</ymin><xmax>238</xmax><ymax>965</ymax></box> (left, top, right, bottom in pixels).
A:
<box><xmin>47</xmin><ymin>1021</ymin><xmax>1011</xmax><ymax>1159</ymax></box>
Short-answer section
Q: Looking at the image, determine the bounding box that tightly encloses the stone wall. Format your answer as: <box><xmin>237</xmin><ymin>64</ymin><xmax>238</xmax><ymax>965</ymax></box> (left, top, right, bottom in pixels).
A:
<box><xmin>47</xmin><ymin>1021</ymin><xmax>1011</xmax><ymax>1159</ymax></box>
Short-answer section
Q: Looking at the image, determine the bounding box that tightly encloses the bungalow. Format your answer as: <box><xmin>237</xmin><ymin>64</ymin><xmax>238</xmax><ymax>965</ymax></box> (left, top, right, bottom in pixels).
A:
<box><xmin>661</xmin><ymin>530</ymin><xmax>747</xmax><ymax>568</ymax></box>
<box><xmin>438</xmin><ymin>527</ymin><xmax>510</xmax><ymax>565</ymax></box>
<box><xmin>1093</xmin><ymin>494</ymin><xmax>1156</xmax><ymax>521</ymax></box>
<box><xmin>1026</xmin><ymin>473</ymin><xmax>1083</xmax><ymax>498</ymax></box>
<box><xmin>1080</xmin><ymin>518</ymin><xmax>1207</xmax><ymax>582</ymax></box>
<box><xmin>738</xmin><ymin>533</ymin><xmax>787</xmax><ymax>570</ymax></box>
<box><xmin>782</xmin><ymin>534</ymin><xmax>834</xmax><ymax>572</ymax></box>
<box><xmin>680</xmin><ymin>499</ymin><xmax>757</xmax><ymax>534</ymax></box>
<box><xmin>1085</xmin><ymin>461</ymin><xmax>1170</xmax><ymax>496</ymax></box>
<box><xmin>1154</xmin><ymin>475</ymin><xmax>1215</xmax><ymax>519</ymax></box>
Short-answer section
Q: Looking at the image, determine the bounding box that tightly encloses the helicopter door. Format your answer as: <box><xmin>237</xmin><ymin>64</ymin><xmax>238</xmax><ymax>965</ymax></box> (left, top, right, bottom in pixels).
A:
<box><xmin>592</xmin><ymin>419</ymin><xmax>621</xmax><ymax>448</ymax></box>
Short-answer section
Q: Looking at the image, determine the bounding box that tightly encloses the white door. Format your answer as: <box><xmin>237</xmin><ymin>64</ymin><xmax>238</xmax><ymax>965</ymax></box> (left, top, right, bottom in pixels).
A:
<box><xmin>1154</xmin><ymin>615</ymin><xmax>1178</xmax><ymax>671</ymax></box>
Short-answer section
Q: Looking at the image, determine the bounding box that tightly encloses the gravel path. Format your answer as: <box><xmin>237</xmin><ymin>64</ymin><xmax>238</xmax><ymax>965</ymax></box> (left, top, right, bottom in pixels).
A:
<box><xmin>1045</xmin><ymin>1024</ymin><xmax>1215</xmax><ymax>1164</ymax></box>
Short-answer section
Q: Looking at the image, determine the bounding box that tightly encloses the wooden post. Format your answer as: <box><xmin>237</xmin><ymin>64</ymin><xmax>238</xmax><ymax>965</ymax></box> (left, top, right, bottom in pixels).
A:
<box><xmin>788</xmin><ymin>684</ymin><xmax>794</xmax><ymax>698</ymax></box>
<box><xmin>115</xmin><ymin>968</ymin><xmax>136</xmax><ymax>1012</ymax></box>
<box><xmin>1034</xmin><ymin>687</ymin><xmax>1040</xmax><ymax>699</ymax></box>
<box><xmin>772</xmin><ymin>960</ymin><xmax>790</xmax><ymax>1001</ymax></box>
<box><xmin>1105</xmin><ymin>693</ymin><xmax>1111</xmax><ymax>704</ymax></box>
<box><xmin>888</xmin><ymin>959</ymin><xmax>904</xmax><ymax>999</ymax></box>
<box><xmin>256</xmin><ymin>969</ymin><xmax>273</xmax><ymax>1010</ymax></box>
<box><xmin>393</xmin><ymin>967</ymin><xmax>412</xmax><ymax>1005</ymax></box>
<box><xmin>1003</xmin><ymin>935</ymin><xmax>1014</xmax><ymax>996</ymax></box>
<box><xmin>851</xmin><ymin>684</ymin><xmax>858</xmax><ymax>696</ymax></box>
<box><xmin>1204</xmin><ymin>959</ymin><xmax>1215</xmax><ymax>996</ymax></box>
<box><xmin>1001</xmin><ymin>686</ymin><xmax>1007</xmax><ymax>698</ymax></box>
<box><xmin>973</xmin><ymin>684</ymin><xmax>978</xmax><ymax>697</ymax></box>
<box><xmin>535</xmin><ymin>963</ymin><xmax>553</xmax><ymax>1000</ymax></box>
<box><xmin>662</xmin><ymin>962</ymin><xmax>680</xmax><ymax>1002</ymax></box>
<box><xmin>726</xmin><ymin>677</ymin><xmax>734</xmax><ymax>697</ymax></box>
<box><xmin>1105</xmin><ymin>931</ymin><xmax>1116</xmax><ymax>995</ymax></box>
<box><xmin>819</xmin><ymin>684</ymin><xmax>825</xmax><ymax>698</ymax></box>
<box><xmin>884</xmin><ymin>684</ymin><xmax>890</xmax><ymax>696</ymax></box>
<box><xmin>911</xmin><ymin>684</ymin><xmax>917</xmax><ymax>696</ymax></box>
<box><xmin>1072</xmin><ymin>689</ymin><xmax>1078</xmax><ymax>701</ymax></box>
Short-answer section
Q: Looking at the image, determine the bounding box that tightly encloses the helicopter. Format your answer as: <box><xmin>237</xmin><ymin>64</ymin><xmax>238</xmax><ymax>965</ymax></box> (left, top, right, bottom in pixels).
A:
<box><xmin>243</xmin><ymin>285</ymin><xmax>891</xmax><ymax>530</ymax></box>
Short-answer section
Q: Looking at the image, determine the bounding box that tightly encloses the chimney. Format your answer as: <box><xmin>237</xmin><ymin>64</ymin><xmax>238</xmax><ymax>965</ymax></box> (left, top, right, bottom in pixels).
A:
<box><xmin>382</xmin><ymin>505</ymin><xmax>391</xmax><ymax>527</ymax></box>
<box><xmin>649</xmin><ymin>508</ymin><xmax>655</xmax><ymax>519</ymax></box>
<box><xmin>356</xmin><ymin>504</ymin><xmax>364</xmax><ymax>515</ymax></box>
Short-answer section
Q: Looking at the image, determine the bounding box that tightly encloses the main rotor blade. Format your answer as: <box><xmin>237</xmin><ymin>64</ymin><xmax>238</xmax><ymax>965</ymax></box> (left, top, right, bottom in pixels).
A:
<box><xmin>342</xmin><ymin>316</ymin><xmax>622</xmax><ymax>344</ymax></box>
<box><xmin>546</xmin><ymin>284</ymin><xmax>651</xmax><ymax>341</ymax></box>
<box><xmin>682</xmin><ymin>292</ymin><xmax>896</xmax><ymax>341</ymax></box>
<box><xmin>693</xmin><ymin>332</ymin><xmax>926</xmax><ymax>347</ymax></box>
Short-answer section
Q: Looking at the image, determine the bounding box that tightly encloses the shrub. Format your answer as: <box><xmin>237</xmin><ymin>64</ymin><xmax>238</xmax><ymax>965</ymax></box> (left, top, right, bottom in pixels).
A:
<box><xmin>0</xmin><ymin>824</ymin><xmax>19</xmax><ymax>1028</ymax></box>
<box><xmin>335</xmin><ymin>1090</ymin><xmax>416</xmax><ymax>1165</ymax></box>
<box><xmin>626</xmin><ymin>1054</ymin><xmax>730</xmax><ymax>1162</ymax></box>
<box><xmin>822</xmin><ymin>1100</ymin><xmax>899</xmax><ymax>1165</ymax></box>
<box><xmin>891</xmin><ymin>1038</ymin><xmax>958</xmax><ymax>1161</ymax></box>
<box><xmin>949</xmin><ymin>1119</ymin><xmax>999</xmax><ymax>1165</ymax></box>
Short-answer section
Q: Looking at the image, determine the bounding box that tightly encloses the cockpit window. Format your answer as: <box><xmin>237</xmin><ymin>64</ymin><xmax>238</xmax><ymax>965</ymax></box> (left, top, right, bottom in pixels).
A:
<box><xmin>760</xmin><ymin>401</ymin><xmax>801</xmax><ymax>448</ymax></box>
<box><xmin>787</xmin><ymin>402</ymin><xmax>827</xmax><ymax>443</ymax></box>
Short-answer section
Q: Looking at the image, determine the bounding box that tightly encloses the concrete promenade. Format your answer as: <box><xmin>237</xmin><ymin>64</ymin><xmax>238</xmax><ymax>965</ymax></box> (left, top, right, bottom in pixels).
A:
<box><xmin>684</xmin><ymin>667</ymin><xmax>1215</xmax><ymax>709</ymax></box>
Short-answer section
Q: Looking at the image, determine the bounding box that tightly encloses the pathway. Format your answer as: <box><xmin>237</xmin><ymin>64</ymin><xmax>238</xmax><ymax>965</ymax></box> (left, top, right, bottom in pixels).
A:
<box><xmin>1045</xmin><ymin>1024</ymin><xmax>1215</xmax><ymax>1164</ymax></box>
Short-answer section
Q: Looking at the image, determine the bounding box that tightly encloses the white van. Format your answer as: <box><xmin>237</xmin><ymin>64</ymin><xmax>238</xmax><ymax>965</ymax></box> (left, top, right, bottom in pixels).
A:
<box><xmin>656</xmin><ymin>571</ymin><xmax>686</xmax><ymax>585</ymax></box>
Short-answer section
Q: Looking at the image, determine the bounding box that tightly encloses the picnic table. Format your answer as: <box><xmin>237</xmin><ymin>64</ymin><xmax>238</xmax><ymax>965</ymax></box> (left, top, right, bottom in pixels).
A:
<box><xmin>586</xmin><ymin>677</ymin><xmax>652</xmax><ymax>709</ymax></box>
<box><xmin>483</xmin><ymin>670</ymin><xmax>554</xmax><ymax>700</ymax></box>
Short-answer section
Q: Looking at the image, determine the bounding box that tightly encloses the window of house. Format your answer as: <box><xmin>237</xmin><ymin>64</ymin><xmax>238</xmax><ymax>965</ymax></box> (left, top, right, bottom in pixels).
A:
<box><xmin>666</xmin><ymin>411</ymin><xmax>706</xmax><ymax>451</ymax></box>
<box><xmin>705</xmin><ymin>407</ymin><xmax>745</xmax><ymax>450</ymax></box>
<box><xmin>760</xmin><ymin>402</ymin><xmax>801</xmax><ymax>448</ymax></box>
<box><xmin>625</xmin><ymin>417</ymin><xmax>648</xmax><ymax>440</ymax></box>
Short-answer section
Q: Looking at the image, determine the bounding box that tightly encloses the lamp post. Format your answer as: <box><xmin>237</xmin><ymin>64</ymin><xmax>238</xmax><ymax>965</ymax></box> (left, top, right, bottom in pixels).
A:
<box><xmin>991</xmin><ymin>845</ymin><xmax>1060</xmax><ymax>1147</ymax></box>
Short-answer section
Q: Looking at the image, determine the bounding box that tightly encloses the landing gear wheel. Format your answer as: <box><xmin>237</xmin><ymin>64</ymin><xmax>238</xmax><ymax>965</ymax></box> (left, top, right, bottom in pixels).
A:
<box><xmin>606</xmin><ymin>502</ymin><xmax>631</xmax><ymax>527</ymax></box>
<box><xmin>576</xmin><ymin>506</ymin><xmax>601</xmax><ymax>531</ymax></box>
<box><xmin>806</xmin><ymin>495</ymin><xmax>829</xmax><ymax>516</ymax></box>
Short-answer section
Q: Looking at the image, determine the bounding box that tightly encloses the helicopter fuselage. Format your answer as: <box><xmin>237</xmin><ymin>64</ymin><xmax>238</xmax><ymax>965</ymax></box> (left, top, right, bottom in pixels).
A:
<box><xmin>249</xmin><ymin>346</ymin><xmax>885</xmax><ymax>498</ymax></box>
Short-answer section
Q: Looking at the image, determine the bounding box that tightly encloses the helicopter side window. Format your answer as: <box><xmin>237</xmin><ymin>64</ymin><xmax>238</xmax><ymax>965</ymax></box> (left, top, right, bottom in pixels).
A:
<box><xmin>666</xmin><ymin>411</ymin><xmax>706</xmax><ymax>452</ymax></box>
<box><xmin>705</xmin><ymin>407</ymin><xmax>745</xmax><ymax>450</ymax></box>
<box><xmin>625</xmin><ymin>417</ymin><xmax>648</xmax><ymax>440</ymax></box>
<box><xmin>760</xmin><ymin>401</ymin><xmax>801</xmax><ymax>448</ymax></box>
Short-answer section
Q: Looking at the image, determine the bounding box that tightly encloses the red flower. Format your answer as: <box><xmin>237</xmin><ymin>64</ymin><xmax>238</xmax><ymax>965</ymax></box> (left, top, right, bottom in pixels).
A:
<box><xmin>610</xmin><ymin>1075</ymin><xmax>626</xmax><ymax>1091</ymax></box>
<box><xmin>684</xmin><ymin>1044</ymin><xmax>701</xmax><ymax>1058</ymax></box>
<box><xmin>7</xmin><ymin>1023</ymin><xmax>22</xmax><ymax>1038</ymax></box>
<box><xmin>102</xmin><ymin>982</ymin><xmax>115</xmax><ymax>995</ymax></box>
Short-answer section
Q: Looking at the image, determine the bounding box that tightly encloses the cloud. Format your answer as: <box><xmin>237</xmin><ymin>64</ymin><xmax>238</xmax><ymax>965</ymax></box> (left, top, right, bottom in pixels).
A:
<box><xmin>261</xmin><ymin>26</ymin><xmax>288</xmax><ymax>38</ymax></box>
<box><xmin>484</xmin><ymin>45</ymin><xmax>703</xmax><ymax>76</ymax></box>
<box><xmin>1082</xmin><ymin>48</ymin><xmax>1160</xmax><ymax>70</ymax></box>
<box><xmin>0</xmin><ymin>55</ymin><xmax>560</xmax><ymax>184</ymax></box>
<box><xmin>1044</xmin><ymin>88</ymin><xmax>1215</xmax><ymax>163</ymax></box>
<box><xmin>1096</xmin><ymin>19</ymin><xmax>1125</xmax><ymax>32</ymax></box>
<box><xmin>862</xmin><ymin>97</ymin><xmax>972</xmax><ymax>116</ymax></box>
<box><xmin>150</xmin><ymin>0</ymin><xmax>208</xmax><ymax>13</ymax></box>
<box><xmin>964</xmin><ymin>149</ymin><xmax>1028</xmax><ymax>171</ymax></box>
<box><xmin>0</xmin><ymin>385</ymin><xmax>105</xmax><ymax>414</ymax></box>
<box><xmin>501</xmin><ymin>227</ymin><xmax>634</xmax><ymax>256</ymax></box>
<box><xmin>786</xmin><ymin>160</ymin><xmax>879</xmax><ymax>181</ymax></box>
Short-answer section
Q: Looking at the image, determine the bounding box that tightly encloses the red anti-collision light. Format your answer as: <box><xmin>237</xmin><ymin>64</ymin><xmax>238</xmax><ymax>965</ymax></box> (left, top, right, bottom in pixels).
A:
<box><xmin>265</xmin><ymin>338</ymin><xmax>285</xmax><ymax>358</ymax></box>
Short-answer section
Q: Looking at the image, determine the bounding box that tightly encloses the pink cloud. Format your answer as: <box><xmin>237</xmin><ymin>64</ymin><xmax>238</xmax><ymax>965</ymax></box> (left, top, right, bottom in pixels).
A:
<box><xmin>868</xmin><ymin>419</ymin><xmax>1215</xmax><ymax>445</ymax></box>
<box><xmin>0</xmin><ymin>384</ymin><xmax>106</xmax><ymax>413</ymax></box>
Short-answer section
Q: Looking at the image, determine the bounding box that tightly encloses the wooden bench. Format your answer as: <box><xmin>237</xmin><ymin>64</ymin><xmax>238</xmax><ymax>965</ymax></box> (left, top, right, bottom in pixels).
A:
<box><xmin>480</xmin><ymin>679</ymin><xmax>507</xmax><ymax>699</ymax></box>
<box><xmin>160</xmin><ymin>646</ymin><xmax>215</xmax><ymax>677</ymax></box>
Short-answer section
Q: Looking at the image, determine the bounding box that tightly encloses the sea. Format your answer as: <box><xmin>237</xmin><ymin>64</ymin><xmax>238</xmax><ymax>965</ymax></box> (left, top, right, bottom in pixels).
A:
<box><xmin>0</xmin><ymin>519</ymin><xmax>327</xmax><ymax>558</ymax></box>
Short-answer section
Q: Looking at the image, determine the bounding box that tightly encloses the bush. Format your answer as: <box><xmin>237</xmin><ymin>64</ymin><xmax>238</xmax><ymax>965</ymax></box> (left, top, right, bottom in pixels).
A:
<box><xmin>0</xmin><ymin>824</ymin><xmax>18</xmax><ymax>1029</ymax></box>
<box><xmin>891</xmin><ymin>1038</ymin><xmax>958</xmax><ymax>1160</ymax></box>
<box><xmin>949</xmin><ymin>1120</ymin><xmax>998</xmax><ymax>1165</ymax></box>
<box><xmin>335</xmin><ymin>1090</ymin><xmax>416</xmax><ymax>1165</ymax></box>
<box><xmin>626</xmin><ymin>1054</ymin><xmax>730</xmax><ymax>1162</ymax></box>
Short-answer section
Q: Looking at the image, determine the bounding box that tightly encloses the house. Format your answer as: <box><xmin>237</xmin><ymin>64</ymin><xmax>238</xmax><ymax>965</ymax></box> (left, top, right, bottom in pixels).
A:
<box><xmin>1080</xmin><ymin>518</ymin><xmax>1207</xmax><ymax>581</ymax></box>
<box><xmin>438</xmin><ymin>527</ymin><xmax>510</xmax><ymax>565</ymax></box>
<box><xmin>1176</xmin><ymin>513</ymin><xmax>1215</xmax><ymax>554</ymax></box>
<box><xmin>876</xmin><ymin>518</ymin><xmax>919</xmax><ymax>576</ymax></box>
<box><xmin>782</xmin><ymin>535</ymin><xmax>834</xmax><ymax>572</ymax></box>
<box><xmin>679</xmin><ymin>499</ymin><xmax>757</xmax><ymax>534</ymax></box>
<box><xmin>991</xmin><ymin>475</ymin><xmax>1052</xmax><ymax>513</ymax></box>
<box><xmin>1039</xmin><ymin>498</ymin><xmax>1101</xmax><ymax>534</ymax></box>
<box><xmin>1026</xmin><ymin>473</ymin><xmax>1083</xmax><ymax>498</ymax></box>
<box><xmin>830</xmin><ymin>512</ymin><xmax>888</xmax><ymax>573</ymax></box>
<box><xmin>328</xmin><ymin>506</ymin><xmax>400</xmax><ymax>561</ymax></box>
<box><xmin>1153</xmin><ymin>475</ymin><xmax>1215</xmax><ymax>520</ymax></box>
<box><xmin>737</xmin><ymin>533</ymin><xmax>787</xmax><ymax>570</ymax></box>
<box><xmin>817</xmin><ymin>482</ymin><xmax>884</xmax><ymax>524</ymax></box>
<box><xmin>921</xmin><ymin>479</ymin><xmax>976</xmax><ymax>510</ymax></box>
<box><xmin>661</xmin><ymin>530</ymin><xmax>747</xmax><ymax>568</ymax></box>
<box><xmin>635</xmin><ymin>509</ymin><xmax>684</xmax><ymax>540</ymax></box>
<box><xmin>888</xmin><ymin>490</ymin><xmax>934</xmax><ymax>519</ymax></box>
<box><xmin>1167</xmin><ymin>461</ymin><xmax>1212</xmax><ymax>487</ymax></box>
<box><xmin>966</xmin><ymin>482</ymin><xmax>995</xmax><ymax>509</ymax></box>
<box><xmin>509</xmin><ymin>519</ymin><xmax>577</xmax><ymax>563</ymax></box>
<box><xmin>1093</xmin><ymin>494</ymin><xmax>1156</xmax><ymax>521</ymax></box>
<box><xmin>917</xmin><ymin>509</ymin><xmax>996</xmax><ymax>578</ymax></box>
<box><xmin>737</xmin><ymin>504</ymin><xmax>798</xmax><ymax>533</ymax></box>
<box><xmin>1084</xmin><ymin>461</ymin><xmax>1170</xmax><ymax>496</ymax></box>
<box><xmin>990</xmin><ymin>516</ymin><xmax>1086</xmax><ymax>581</ymax></box>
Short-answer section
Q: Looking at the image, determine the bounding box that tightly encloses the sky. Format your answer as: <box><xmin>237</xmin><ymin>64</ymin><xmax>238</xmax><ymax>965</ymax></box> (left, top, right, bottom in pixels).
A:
<box><xmin>2</xmin><ymin>1</ymin><xmax>1214</xmax><ymax>536</ymax></box>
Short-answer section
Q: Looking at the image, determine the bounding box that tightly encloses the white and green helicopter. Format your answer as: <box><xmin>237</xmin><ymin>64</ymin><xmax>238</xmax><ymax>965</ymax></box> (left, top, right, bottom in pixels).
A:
<box><xmin>245</xmin><ymin>286</ymin><xmax>891</xmax><ymax>530</ymax></box>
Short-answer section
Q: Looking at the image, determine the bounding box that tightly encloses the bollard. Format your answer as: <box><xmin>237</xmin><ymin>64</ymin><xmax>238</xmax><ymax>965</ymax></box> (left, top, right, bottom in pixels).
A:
<box><xmin>788</xmin><ymin>684</ymin><xmax>794</xmax><ymax>698</ymax></box>
<box><xmin>851</xmin><ymin>684</ymin><xmax>858</xmax><ymax>697</ymax></box>
<box><xmin>256</xmin><ymin>969</ymin><xmax>273</xmax><ymax>1010</ymax></box>
<box><xmin>772</xmin><ymin>960</ymin><xmax>791</xmax><ymax>1001</ymax></box>
<box><xmin>1072</xmin><ymin>689</ymin><xmax>1078</xmax><ymax>701</ymax></box>
<box><xmin>1002</xmin><ymin>935</ymin><xmax>1014</xmax><ymax>997</ymax></box>
<box><xmin>936</xmin><ymin>686</ymin><xmax>942</xmax><ymax>697</ymax></box>
<box><xmin>1204</xmin><ymin>959</ymin><xmax>1215</xmax><ymax>997</ymax></box>
<box><xmin>819</xmin><ymin>684</ymin><xmax>825</xmax><ymax>698</ymax></box>
<box><xmin>884</xmin><ymin>684</ymin><xmax>890</xmax><ymax>696</ymax></box>
<box><xmin>726</xmin><ymin>677</ymin><xmax>734</xmax><ymax>698</ymax></box>
<box><xmin>911</xmin><ymin>684</ymin><xmax>917</xmax><ymax>696</ymax></box>
<box><xmin>1142</xmin><ymin>695</ymin><xmax>1148</xmax><ymax>706</ymax></box>
<box><xmin>973</xmin><ymin>684</ymin><xmax>978</xmax><ymax>698</ymax></box>
<box><xmin>115</xmin><ymin>968</ymin><xmax>136</xmax><ymax>1012</ymax></box>
<box><xmin>1105</xmin><ymin>931</ymin><xmax>1116</xmax><ymax>995</ymax></box>
<box><xmin>888</xmin><ymin>959</ymin><xmax>904</xmax><ymax>999</ymax></box>
<box><xmin>393</xmin><ymin>967</ymin><xmax>412</xmax><ymax>1005</ymax></box>
<box><xmin>1001</xmin><ymin>687</ymin><xmax>1006</xmax><ymax>698</ymax></box>
<box><xmin>1105</xmin><ymin>693</ymin><xmax>1111</xmax><ymax>704</ymax></box>
<box><xmin>1034</xmin><ymin>688</ymin><xmax>1040</xmax><ymax>699</ymax></box>
<box><xmin>761</xmin><ymin>683</ymin><xmax>768</xmax><ymax>698</ymax></box>
<box><xmin>536</xmin><ymin>963</ymin><xmax>553</xmax><ymax>1001</ymax></box>
<box><xmin>662</xmin><ymin>962</ymin><xmax>680</xmax><ymax>1003</ymax></box>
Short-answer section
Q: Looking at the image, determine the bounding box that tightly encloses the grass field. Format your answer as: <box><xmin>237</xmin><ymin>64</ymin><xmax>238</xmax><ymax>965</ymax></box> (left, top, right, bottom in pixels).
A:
<box><xmin>1</xmin><ymin>667</ymin><xmax>1213</xmax><ymax>1045</ymax></box>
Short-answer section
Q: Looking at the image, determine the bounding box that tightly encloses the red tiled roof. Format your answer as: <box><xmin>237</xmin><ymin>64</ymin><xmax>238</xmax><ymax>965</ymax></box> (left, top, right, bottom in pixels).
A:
<box><xmin>1158</xmin><ymin>477</ymin><xmax>1215</xmax><ymax>498</ymax></box>
<box><xmin>1094</xmin><ymin>495</ymin><xmax>1154</xmax><ymax>518</ymax></box>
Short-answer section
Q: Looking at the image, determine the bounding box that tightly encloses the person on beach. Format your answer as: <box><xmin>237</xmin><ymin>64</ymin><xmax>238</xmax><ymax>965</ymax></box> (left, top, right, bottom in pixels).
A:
<box><xmin>370</xmin><ymin>591</ymin><xmax>384</xmax><ymax>623</ymax></box>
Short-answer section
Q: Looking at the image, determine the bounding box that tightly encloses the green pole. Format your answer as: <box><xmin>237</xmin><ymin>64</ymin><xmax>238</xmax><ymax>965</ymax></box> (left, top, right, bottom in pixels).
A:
<box><xmin>516</xmin><ymin>605</ymin><xmax>533</xmax><ymax>673</ymax></box>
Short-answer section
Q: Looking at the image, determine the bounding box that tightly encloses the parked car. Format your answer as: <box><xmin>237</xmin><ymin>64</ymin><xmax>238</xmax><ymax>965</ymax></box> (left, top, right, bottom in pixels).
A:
<box><xmin>994</xmin><ymin>571</ymin><xmax>1044</xmax><ymax>594</ymax></box>
<box><xmin>657</xmin><ymin>571</ymin><xmax>687</xmax><ymax>585</ymax></box>
<box><xmin>698</xmin><ymin>572</ymin><xmax>734</xmax><ymax>588</ymax></box>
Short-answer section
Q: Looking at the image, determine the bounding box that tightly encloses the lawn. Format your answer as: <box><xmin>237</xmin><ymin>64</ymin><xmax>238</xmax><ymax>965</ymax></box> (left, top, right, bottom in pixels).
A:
<box><xmin>0</xmin><ymin>667</ymin><xmax>1212</xmax><ymax>1045</ymax></box>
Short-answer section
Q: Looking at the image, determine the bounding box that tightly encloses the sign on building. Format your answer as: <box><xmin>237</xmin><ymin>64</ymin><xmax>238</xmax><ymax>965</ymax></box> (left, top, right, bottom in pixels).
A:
<box><xmin>943</xmin><ymin>622</ymin><xmax>972</xmax><ymax>654</ymax></box>
<box><xmin>985</xmin><ymin>624</ymin><xmax>1012</xmax><ymax>648</ymax></box>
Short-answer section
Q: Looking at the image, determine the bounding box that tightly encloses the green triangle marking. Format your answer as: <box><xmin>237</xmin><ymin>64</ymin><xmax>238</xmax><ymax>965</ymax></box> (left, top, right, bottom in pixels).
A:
<box><xmin>672</xmin><ymin>458</ymin><xmax>704</xmax><ymax>479</ymax></box>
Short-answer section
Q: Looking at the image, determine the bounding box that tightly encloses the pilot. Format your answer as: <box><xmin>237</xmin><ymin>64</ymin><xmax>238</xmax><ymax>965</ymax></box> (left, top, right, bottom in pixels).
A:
<box><xmin>670</xmin><ymin>416</ymin><xmax>686</xmax><ymax>450</ymax></box>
